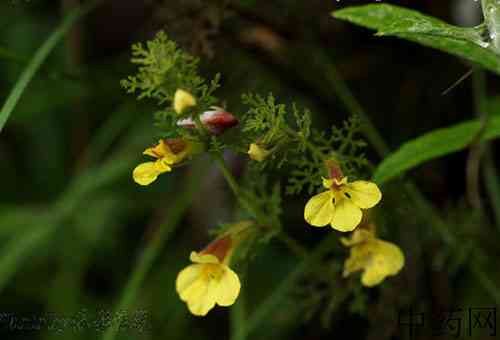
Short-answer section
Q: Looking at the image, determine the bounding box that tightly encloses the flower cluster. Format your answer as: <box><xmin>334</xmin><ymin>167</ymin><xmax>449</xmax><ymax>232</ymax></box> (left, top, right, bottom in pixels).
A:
<box><xmin>124</xmin><ymin>34</ymin><xmax>405</xmax><ymax>317</ymax></box>
<box><xmin>132</xmin><ymin>89</ymin><xmax>237</xmax><ymax>186</ymax></box>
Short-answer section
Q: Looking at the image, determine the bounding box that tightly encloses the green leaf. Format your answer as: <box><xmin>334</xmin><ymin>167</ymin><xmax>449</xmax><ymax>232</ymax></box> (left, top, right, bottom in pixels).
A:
<box><xmin>373</xmin><ymin>115</ymin><xmax>500</xmax><ymax>184</ymax></box>
<box><xmin>332</xmin><ymin>4</ymin><xmax>500</xmax><ymax>75</ymax></box>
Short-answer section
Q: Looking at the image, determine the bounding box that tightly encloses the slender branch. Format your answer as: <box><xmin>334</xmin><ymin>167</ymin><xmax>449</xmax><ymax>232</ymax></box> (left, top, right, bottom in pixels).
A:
<box><xmin>483</xmin><ymin>151</ymin><xmax>500</xmax><ymax>230</ymax></box>
<box><xmin>466</xmin><ymin>70</ymin><xmax>489</xmax><ymax>210</ymax></box>
<box><xmin>230</xmin><ymin>291</ymin><xmax>246</xmax><ymax>340</ymax></box>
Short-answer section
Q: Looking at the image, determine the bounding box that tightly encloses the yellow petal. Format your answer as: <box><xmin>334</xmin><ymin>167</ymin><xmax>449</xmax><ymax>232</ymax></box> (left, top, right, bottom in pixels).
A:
<box><xmin>174</xmin><ymin>89</ymin><xmax>197</xmax><ymax>114</ymax></box>
<box><xmin>144</xmin><ymin>140</ymin><xmax>167</xmax><ymax>158</ymax></box>
<box><xmin>190</xmin><ymin>251</ymin><xmax>220</xmax><ymax>264</ymax></box>
<box><xmin>322</xmin><ymin>177</ymin><xmax>334</xmax><ymax>189</ymax></box>
<box><xmin>340</xmin><ymin>229</ymin><xmax>374</xmax><ymax>247</ymax></box>
<box><xmin>344</xmin><ymin>180</ymin><xmax>382</xmax><ymax>209</ymax></box>
<box><xmin>330</xmin><ymin>198</ymin><xmax>362</xmax><ymax>232</ymax></box>
<box><xmin>361</xmin><ymin>240</ymin><xmax>404</xmax><ymax>287</ymax></box>
<box><xmin>343</xmin><ymin>246</ymin><xmax>370</xmax><ymax>277</ymax></box>
<box><xmin>176</xmin><ymin>267</ymin><xmax>200</xmax><ymax>299</ymax></box>
<box><xmin>186</xmin><ymin>280</ymin><xmax>216</xmax><ymax>316</ymax></box>
<box><xmin>132</xmin><ymin>162</ymin><xmax>164</xmax><ymax>186</ymax></box>
<box><xmin>176</xmin><ymin>264</ymin><xmax>204</xmax><ymax>302</ymax></box>
<box><xmin>215</xmin><ymin>266</ymin><xmax>241</xmax><ymax>306</ymax></box>
<box><xmin>304</xmin><ymin>190</ymin><xmax>335</xmax><ymax>227</ymax></box>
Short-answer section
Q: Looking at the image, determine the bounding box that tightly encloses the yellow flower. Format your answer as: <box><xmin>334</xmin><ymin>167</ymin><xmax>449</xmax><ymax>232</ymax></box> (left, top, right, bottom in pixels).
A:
<box><xmin>247</xmin><ymin>143</ymin><xmax>270</xmax><ymax>162</ymax></box>
<box><xmin>176</xmin><ymin>237</ymin><xmax>241</xmax><ymax>316</ymax></box>
<box><xmin>341</xmin><ymin>228</ymin><xmax>404</xmax><ymax>287</ymax></box>
<box><xmin>304</xmin><ymin>176</ymin><xmax>382</xmax><ymax>232</ymax></box>
<box><xmin>132</xmin><ymin>139</ymin><xmax>191</xmax><ymax>185</ymax></box>
<box><xmin>174</xmin><ymin>89</ymin><xmax>196</xmax><ymax>114</ymax></box>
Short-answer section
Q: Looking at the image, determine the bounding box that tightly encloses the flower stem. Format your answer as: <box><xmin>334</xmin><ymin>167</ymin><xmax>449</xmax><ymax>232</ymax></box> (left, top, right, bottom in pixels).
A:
<box><xmin>471</xmin><ymin>69</ymin><xmax>500</xmax><ymax>230</ymax></box>
<box><xmin>212</xmin><ymin>151</ymin><xmax>261</xmax><ymax>220</ymax></box>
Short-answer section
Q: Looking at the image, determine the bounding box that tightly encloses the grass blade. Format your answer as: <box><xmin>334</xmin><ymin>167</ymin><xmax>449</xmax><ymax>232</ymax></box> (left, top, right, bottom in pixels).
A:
<box><xmin>0</xmin><ymin>0</ymin><xmax>101</xmax><ymax>133</ymax></box>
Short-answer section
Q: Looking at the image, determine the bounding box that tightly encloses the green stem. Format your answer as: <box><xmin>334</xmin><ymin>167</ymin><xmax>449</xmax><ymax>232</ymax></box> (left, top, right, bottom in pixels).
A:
<box><xmin>472</xmin><ymin>69</ymin><xmax>500</xmax><ymax>230</ymax></box>
<box><xmin>0</xmin><ymin>0</ymin><xmax>101</xmax><ymax>133</ymax></box>
<box><xmin>212</xmin><ymin>151</ymin><xmax>264</xmax><ymax>222</ymax></box>
<box><xmin>241</xmin><ymin>233</ymin><xmax>338</xmax><ymax>338</ymax></box>
<box><xmin>466</xmin><ymin>70</ymin><xmax>489</xmax><ymax>210</ymax></box>
<box><xmin>277</xmin><ymin>233</ymin><xmax>308</xmax><ymax>258</ymax></box>
<box><xmin>230</xmin><ymin>291</ymin><xmax>246</xmax><ymax>340</ymax></box>
<box><xmin>483</xmin><ymin>151</ymin><xmax>500</xmax><ymax>230</ymax></box>
<box><xmin>101</xmin><ymin>165</ymin><xmax>202</xmax><ymax>340</ymax></box>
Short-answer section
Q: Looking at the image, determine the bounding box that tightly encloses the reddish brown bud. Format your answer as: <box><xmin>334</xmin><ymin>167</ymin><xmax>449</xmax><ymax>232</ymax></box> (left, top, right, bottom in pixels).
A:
<box><xmin>325</xmin><ymin>159</ymin><xmax>343</xmax><ymax>181</ymax></box>
<box><xmin>177</xmin><ymin>107</ymin><xmax>239</xmax><ymax>135</ymax></box>
<box><xmin>200</xmin><ymin>236</ymin><xmax>232</xmax><ymax>262</ymax></box>
<box><xmin>163</xmin><ymin>138</ymin><xmax>187</xmax><ymax>154</ymax></box>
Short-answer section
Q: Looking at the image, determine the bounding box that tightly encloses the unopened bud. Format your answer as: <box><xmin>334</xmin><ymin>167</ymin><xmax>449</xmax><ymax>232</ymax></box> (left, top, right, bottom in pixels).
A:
<box><xmin>247</xmin><ymin>143</ymin><xmax>270</xmax><ymax>162</ymax></box>
<box><xmin>177</xmin><ymin>107</ymin><xmax>239</xmax><ymax>135</ymax></box>
<box><xmin>173</xmin><ymin>89</ymin><xmax>196</xmax><ymax>114</ymax></box>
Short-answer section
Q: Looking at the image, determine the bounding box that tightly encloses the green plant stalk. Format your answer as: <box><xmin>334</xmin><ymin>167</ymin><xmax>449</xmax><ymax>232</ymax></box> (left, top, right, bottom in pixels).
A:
<box><xmin>213</xmin><ymin>151</ymin><xmax>309</xmax><ymax>258</ymax></box>
<box><xmin>230</xmin><ymin>291</ymin><xmax>246</xmax><ymax>340</ymax></box>
<box><xmin>483</xmin><ymin>152</ymin><xmax>500</xmax><ymax>229</ymax></box>
<box><xmin>466</xmin><ymin>70</ymin><xmax>489</xmax><ymax>210</ymax></box>
<box><xmin>472</xmin><ymin>69</ymin><xmax>500</xmax><ymax>230</ymax></box>
<box><xmin>101</xmin><ymin>165</ymin><xmax>203</xmax><ymax>340</ymax></box>
<box><xmin>482</xmin><ymin>0</ymin><xmax>500</xmax><ymax>52</ymax></box>
<box><xmin>0</xmin><ymin>0</ymin><xmax>101</xmax><ymax>133</ymax></box>
<box><xmin>212</xmin><ymin>151</ymin><xmax>265</xmax><ymax>223</ymax></box>
<box><xmin>237</xmin><ymin>233</ymin><xmax>338</xmax><ymax>339</ymax></box>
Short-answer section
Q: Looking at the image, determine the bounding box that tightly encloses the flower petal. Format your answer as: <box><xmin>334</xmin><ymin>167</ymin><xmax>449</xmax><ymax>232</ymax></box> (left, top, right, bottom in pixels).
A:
<box><xmin>322</xmin><ymin>177</ymin><xmax>334</xmax><ymax>189</ymax></box>
<box><xmin>215</xmin><ymin>266</ymin><xmax>241</xmax><ymax>306</ymax></box>
<box><xmin>304</xmin><ymin>191</ymin><xmax>335</xmax><ymax>227</ymax></box>
<box><xmin>344</xmin><ymin>180</ymin><xmax>382</xmax><ymax>209</ymax></box>
<box><xmin>186</xmin><ymin>280</ymin><xmax>217</xmax><ymax>316</ymax></box>
<box><xmin>343</xmin><ymin>245</ymin><xmax>371</xmax><ymax>277</ymax></box>
<box><xmin>132</xmin><ymin>162</ymin><xmax>166</xmax><ymax>186</ymax></box>
<box><xmin>190</xmin><ymin>251</ymin><xmax>220</xmax><ymax>264</ymax></box>
<box><xmin>176</xmin><ymin>266</ymin><xmax>208</xmax><ymax>305</ymax></box>
<box><xmin>361</xmin><ymin>240</ymin><xmax>404</xmax><ymax>287</ymax></box>
<box><xmin>340</xmin><ymin>229</ymin><xmax>374</xmax><ymax>247</ymax></box>
<box><xmin>330</xmin><ymin>198</ymin><xmax>362</xmax><ymax>232</ymax></box>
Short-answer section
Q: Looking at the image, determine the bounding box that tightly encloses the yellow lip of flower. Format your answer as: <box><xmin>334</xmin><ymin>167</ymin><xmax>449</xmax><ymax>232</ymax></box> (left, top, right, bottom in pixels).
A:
<box><xmin>133</xmin><ymin>139</ymin><xmax>191</xmax><ymax>186</ymax></box>
<box><xmin>247</xmin><ymin>143</ymin><xmax>270</xmax><ymax>162</ymax></box>
<box><xmin>342</xmin><ymin>229</ymin><xmax>404</xmax><ymax>287</ymax></box>
<box><xmin>174</xmin><ymin>89</ymin><xmax>197</xmax><ymax>114</ymax></box>
<box><xmin>176</xmin><ymin>249</ymin><xmax>241</xmax><ymax>316</ymax></box>
<box><xmin>304</xmin><ymin>176</ymin><xmax>382</xmax><ymax>232</ymax></box>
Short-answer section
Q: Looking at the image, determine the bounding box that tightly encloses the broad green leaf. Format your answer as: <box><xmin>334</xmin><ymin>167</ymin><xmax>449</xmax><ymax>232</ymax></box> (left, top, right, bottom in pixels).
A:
<box><xmin>333</xmin><ymin>4</ymin><xmax>500</xmax><ymax>75</ymax></box>
<box><xmin>373</xmin><ymin>115</ymin><xmax>500</xmax><ymax>184</ymax></box>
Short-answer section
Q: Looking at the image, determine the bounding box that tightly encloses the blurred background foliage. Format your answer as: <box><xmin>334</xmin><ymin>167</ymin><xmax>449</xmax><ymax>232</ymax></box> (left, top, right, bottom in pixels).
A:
<box><xmin>0</xmin><ymin>0</ymin><xmax>499</xmax><ymax>340</ymax></box>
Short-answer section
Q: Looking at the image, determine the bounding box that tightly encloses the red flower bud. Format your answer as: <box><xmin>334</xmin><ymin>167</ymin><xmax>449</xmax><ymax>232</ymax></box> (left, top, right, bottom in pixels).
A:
<box><xmin>177</xmin><ymin>107</ymin><xmax>239</xmax><ymax>135</ymax></box>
